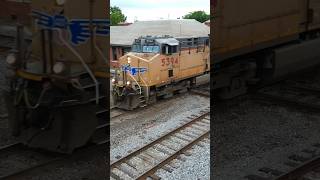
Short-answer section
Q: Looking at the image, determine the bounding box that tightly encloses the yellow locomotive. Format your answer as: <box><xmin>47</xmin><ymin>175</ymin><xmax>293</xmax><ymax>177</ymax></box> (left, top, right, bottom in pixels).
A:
<box><xmin>4</xmin><ymin>0</ymin><xmax>108</xmax><ymax>153</ymax></box>
<box><xmin>212</xmin><ymin>0</ymin><xmax>320</xmax><ymax>99</ymax></box>
<box><xmin>112</xmin><ymin>35</ymin><xmax>210</xmax><ymax>110</ymax></box>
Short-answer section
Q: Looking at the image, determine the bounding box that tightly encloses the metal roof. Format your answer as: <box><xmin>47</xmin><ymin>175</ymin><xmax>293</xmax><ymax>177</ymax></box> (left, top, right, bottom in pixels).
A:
<box><xmin>110</xmin><ymin>19</ymin><xmax>210</xmax><ymax>46</ymax></box>
<box><xmin>155</xmin><ymin>38</ymin><xmax>179</xmax><ymax>46</ymax></box>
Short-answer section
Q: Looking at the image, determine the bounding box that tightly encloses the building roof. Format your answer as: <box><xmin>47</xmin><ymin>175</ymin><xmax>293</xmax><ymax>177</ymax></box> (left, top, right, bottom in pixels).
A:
<box><xmin>110</xmin><ymin>19</ymin><xmax>210</xmax><ymax>46</ymax></box>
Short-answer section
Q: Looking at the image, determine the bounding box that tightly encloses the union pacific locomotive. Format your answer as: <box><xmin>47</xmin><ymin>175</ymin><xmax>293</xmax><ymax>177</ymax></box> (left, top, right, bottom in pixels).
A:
<box><xmin>4</xmin><ymin>0</ymin><xmax>108</xmax><ymax>153</ymax></box>
<box><xmin>212</xmin><ymin>0</ymin><xmax>320</xmax><ymax>98</ymax></box>
<box><xmin>112</xmin><ymin>35</ymin><xmax>210</xmax><ymax>110</ymax></box>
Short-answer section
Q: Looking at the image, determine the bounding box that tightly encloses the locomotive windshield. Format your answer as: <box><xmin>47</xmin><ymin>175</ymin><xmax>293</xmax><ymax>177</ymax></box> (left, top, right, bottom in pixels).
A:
<box><xmin>142</xmin><ymin>45</ymin><xmax>160</xmax><ymax>53</ymax></box>
<box><xmin>132</xmin><ymin>44</ymin><xmax>160</xmax><ymax>53</ymax></box>
<box><xmin>132</xmin><ymin>44</ymin><xmax>142</xmax><ymax>52</ymax></box>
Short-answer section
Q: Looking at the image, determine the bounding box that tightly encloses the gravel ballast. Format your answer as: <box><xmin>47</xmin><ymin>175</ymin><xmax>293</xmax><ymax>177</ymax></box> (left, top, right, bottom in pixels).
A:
<box><xmin>111</xmin><ymin>93</ymin><xmax>210</xmax><ymax>179</ymax></box>
<box><xmin>156</xmin><ymin>138</ymin><xmax>210</xmax><ymax>180</ymax></box>
<box><xmin>213</xmin><ymin>93</ymin><xmax>320</xmax><ymax>179</ymax></box>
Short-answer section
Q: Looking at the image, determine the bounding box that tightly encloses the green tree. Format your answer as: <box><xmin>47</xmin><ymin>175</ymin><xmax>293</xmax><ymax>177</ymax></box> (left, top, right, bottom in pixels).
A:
<box><xmin>110</xmin><ymin>6</ymin><xmax>127</xmax><ymax>26</ymax></box>
<box><xmin>183</xmin><ymin>11</ymin><xmax>210</xmax><ymax>23</ymax></box>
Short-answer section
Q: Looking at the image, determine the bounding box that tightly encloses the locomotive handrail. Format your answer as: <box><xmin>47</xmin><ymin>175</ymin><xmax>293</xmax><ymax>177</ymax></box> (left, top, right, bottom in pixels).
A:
<box><xmin>138</xmin><ymin>73</ymin><xmax>148</xmax><ymax>99</ymax></box>
<box><xmin>149</xmin><ymin>54</ymin><xmax>160</xmax><ymax>62</ymax></box>
<box><xmin>128</xmin><ymin>54</ymin><xmax>159</xmax><ymax>63</ymax></box>
<box><xmin>93</xmin><ymin>27</ymin><xmax>108</xmax><ymax>65</ymax></box>
<box><xmin>23</xmin><ymin>85</ymin><xmax>49</xmax><ymax>109</ymax></box>
<box><xmin>127</xmin><ymin>73</ymin><xmax>142</xmax><ymax>95</ymax></box>
<box><xmin>128</xmin><ymin>54</ymin><xmax>149</xmax><ymax>62</ymax></box>
<box><xmin>55</xmin><ymin>29</ymin><xmax>100</xmax><ymax>104</ymax></box>
<box><xmin>138</xmin><ymin>73</ymin><xmax>147</xmax><ymax>87</ymax></box>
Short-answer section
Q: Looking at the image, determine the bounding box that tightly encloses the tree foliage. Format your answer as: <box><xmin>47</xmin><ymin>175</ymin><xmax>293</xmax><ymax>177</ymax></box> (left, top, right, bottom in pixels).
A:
<box><xmin>110</xmin><ymin>6</ymin><xmax>127</xmax><ymax>26</ymax></box>
<box><xmin>183</xmin><ymin>11</ymin><xmax>210</xmax><ymax>23</ymax></box>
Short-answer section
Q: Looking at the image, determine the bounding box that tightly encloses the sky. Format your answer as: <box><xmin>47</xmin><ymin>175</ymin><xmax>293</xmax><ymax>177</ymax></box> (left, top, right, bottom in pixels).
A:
<box><xmin>111</xmin><ymin>0</ymin><xmax>210</xmax><ymax>23</ymax></box>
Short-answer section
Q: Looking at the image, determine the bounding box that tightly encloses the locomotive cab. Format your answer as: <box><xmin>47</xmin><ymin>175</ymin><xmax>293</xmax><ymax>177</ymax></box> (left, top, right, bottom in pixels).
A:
<box><xmin>112</xmin><ymin>35</ymin><xmax>209</xmax><ymax>110</ymax></box>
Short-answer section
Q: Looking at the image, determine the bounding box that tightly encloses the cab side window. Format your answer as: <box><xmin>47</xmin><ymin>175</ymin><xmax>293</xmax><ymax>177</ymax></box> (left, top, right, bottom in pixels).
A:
<box><xmin>171</xmin><ymin>46</ymin><xmax>177</xmax><ymax>53</ymax></box>
<box><xmin>162</xmin><ymin>45</ymin><xmax>178</xmax><ymax>55</ymax></box>
<box><xmin>205</xmin><ymin>39</ymin><xmax>209</xmax><ymax>46</ymax></box>
<box><xmin>162</xmin><ymin>45</ymin><xmax>167</xmax><ymax>54</ymax></box>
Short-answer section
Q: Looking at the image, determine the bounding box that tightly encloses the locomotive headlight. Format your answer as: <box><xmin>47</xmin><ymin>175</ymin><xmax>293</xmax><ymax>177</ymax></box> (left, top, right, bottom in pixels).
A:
<box><xmin>6</xmin><ymin>53</ymin><xmax>17</xmax><ymax>66</ymax></box>
<box><xmin>112</xmin><ymin>78</ymin><xmax>116</xmax><ymax>83</ymax></box>
<box><xmin>53</xmin><ymin>62</ymin><xmax>66</xmax><ymax>74</ymax></box>
<box><xmin>56</xmin><ymin>0</ymin><xmax>66</xmax><ymax>5</ymax></box>
<box><xmin>127</xmin><ymin>57</ymin><xmax>131</xmax><ymax>64</ymax></box>
<box><xmin>126</xmin><ymin>81</ymin><xmax>131</xmax><ymax>85</ymax></box>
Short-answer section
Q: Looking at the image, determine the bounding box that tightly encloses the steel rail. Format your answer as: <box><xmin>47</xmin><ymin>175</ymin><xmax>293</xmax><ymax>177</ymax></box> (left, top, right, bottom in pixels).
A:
<box><xmin>0</xmin><ymin>114</ymin><xmax>108</xmax><ymax>179</ymax></box>
<box><xmin>0</xmin><ymin>156</ymin><xmax>63</xmax><ymax>180</ymax></box>
<box><xmin>273</xmin><ymin>156</ymin><xmax>320</xmax><ymax>180</ymax></box>
<box><xmin>110</xmin><ymin>111</ymin><xmax>209</xmax><ymax>167</ymax></box>
<box><xmin>0</xmin><ymin>143</ymin><xmax>63</xmax><ymax>180</ymax></box>
<box><xmin>254</xmin><ymin>80</ymin><xmax>320</xmax><ymax>113</ymax></box>
<box><xmin>110</xmin><ymin>108</ymin><xmax>126</xmax><ymax>119</ymax></box>
<box><xmin>0</xmin><ymin>140</ymin><xmax>108</xmax><ymax>180</ymax></box>
<box><xmin>190</xmin><ymin>89</ymin><xmax>210</xmax><ymax>97</ymax></box>
<box><xmin>0</xmin><ymin>142</ymin><xmax>23</xmax><ymax>155</ymax></box>
<box><xmin>136</xmin><ymin>131</ymin><xmax>209</xmax><ymax>180</ymax></box>
<box><xmin>255</xmin><ymin>90</ymin><xmax>320</xmax><ymax>112</ymax></box>
<box><xmin>110</xmin><ymin>111</ymin><xmax>210</xmax><ymax>179</ymax></box>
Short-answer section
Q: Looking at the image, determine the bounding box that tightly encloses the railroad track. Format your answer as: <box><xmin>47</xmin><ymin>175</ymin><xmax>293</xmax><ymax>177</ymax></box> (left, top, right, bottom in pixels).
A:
<box><xmin>245</xmin><ymin>143</ymin><xmax>320</xmax><ymax>180</ymax></box>
<box><xmin>190</xmin><ymin>83</ymin><xmax>210</xmax><ymax>98</ymax></box>
<box><xmin>111</xmin><ymin>107</ymin><xmax>127</xmax><ymax>119</ymax></box>
<box><xmin>0</xmin><ymin>140</ymin><xmax>108</xmax><ymax>179</ymax></box>
<box><xmin>254</xmin><ymin>80</ymin><xmax>320</xmax><ymax>112</ymax></box>
<box><xmin>110</xmin><ymin>110</ymin><xmax>210</xmax><ymax>180</ymax></box>
<box><xmin>0</xmin><ymin>142</ymin><xmax>64</xmax><ymax>179</ymax></box>
<box><xmin>0</xmin><ymin>104</ymin><xmax>108</xmax><ymax>179</ymax></box>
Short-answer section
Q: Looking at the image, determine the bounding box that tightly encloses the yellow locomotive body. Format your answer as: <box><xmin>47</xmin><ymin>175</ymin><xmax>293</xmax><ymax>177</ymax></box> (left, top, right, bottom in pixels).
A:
<box><xmin>4</xmin><ymin>0</ymin><xmax>109</xmax><ymax>153</ymax></box>
<box><xmin>212</xmin><ymin>0</ymin><xmax>320</xmax><ymax>99</ymax></box>
<box><xmin>112</xmin><ymin>36</ymin><xmax>209</xmax><ymax>110</ymax></box>
<box><xmin>25</xmin><ymin>0</ymin><xmax>108</xmax><ymax>78</ymax></box>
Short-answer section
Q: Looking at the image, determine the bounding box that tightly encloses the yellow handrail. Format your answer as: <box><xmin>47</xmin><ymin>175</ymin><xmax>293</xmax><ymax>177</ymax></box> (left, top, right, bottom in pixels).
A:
<box><xmin>56</xmin><ymin>29</ymin><xmax>99</xmax><ymax>104</ymax></box>
<box><xmin>127</xmin><ymin>73</ymin><xmax>142</xmax><ymax>95</ymax></box>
